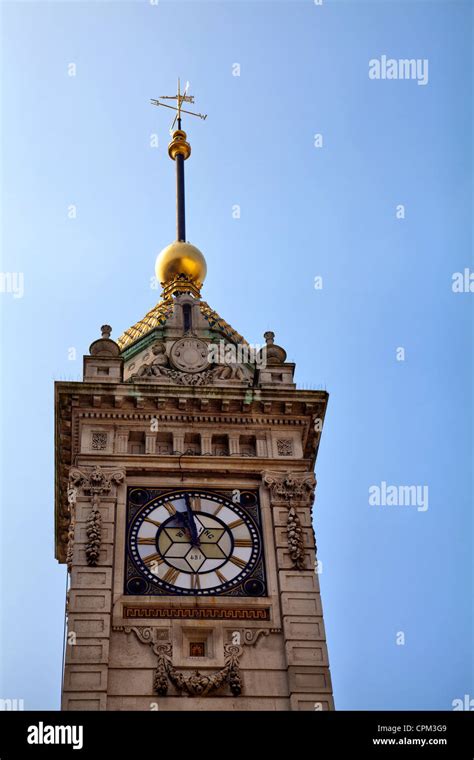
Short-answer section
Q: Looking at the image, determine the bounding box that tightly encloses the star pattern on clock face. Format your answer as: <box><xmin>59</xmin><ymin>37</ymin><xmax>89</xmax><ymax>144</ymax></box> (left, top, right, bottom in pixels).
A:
<box><xmin>125</xmin><ymin>489</ymin><xmax>267</xmax><ymax>597</ymax></box>
<box><xmin>158</xmin><ymin>516</ymin><xmax>230</xmax><ymax>572</ymax></box>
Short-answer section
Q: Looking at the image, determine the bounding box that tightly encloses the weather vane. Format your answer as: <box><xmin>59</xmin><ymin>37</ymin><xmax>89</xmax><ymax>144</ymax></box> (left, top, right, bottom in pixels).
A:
<box><xmin>150</xmin><ymin>79</ymin><xmax>207</xmax><ymax>244</ymax></box>
<box><xmin>150</xmin><ymin>78</ymin><xmax>207</xmax><ymax>133</ymax></box>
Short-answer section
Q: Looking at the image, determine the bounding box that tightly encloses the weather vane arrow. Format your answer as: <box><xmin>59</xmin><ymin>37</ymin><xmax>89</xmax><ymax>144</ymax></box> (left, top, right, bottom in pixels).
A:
<box><xmin>150</xmin><ymin>78</ymin><xmax>207</xmax><ymax>132</ymax></box>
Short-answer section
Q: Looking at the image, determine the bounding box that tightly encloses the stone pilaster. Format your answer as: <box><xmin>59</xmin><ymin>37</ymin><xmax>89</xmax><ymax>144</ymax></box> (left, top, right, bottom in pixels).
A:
<box><xmin>145</xmin><ymin>433</ymin><xmax>156</xmax><ymax>454</ymax></box>
<box><xmin>263</xmin><ymin>471</ymin><xmax>334</xmax><ymax>710</ymax></box>
<box><xmin>228</xmin><ymin>434</ymin><xmax>240</xmax><ymax>456</ymax></box>
<box><xmin>62</xmin><ymin>465</ymin><xmax>125</xmax><ymax>711</ymax></box>
<box><xmin>173</xmin><ymin>432</ymin><xmax>184</xmax><ymax>454</ymax></box>
<box><xmin>115</xmin><ymin>431</ymin><xmax>128</xmax><ymax>454</ymax></box>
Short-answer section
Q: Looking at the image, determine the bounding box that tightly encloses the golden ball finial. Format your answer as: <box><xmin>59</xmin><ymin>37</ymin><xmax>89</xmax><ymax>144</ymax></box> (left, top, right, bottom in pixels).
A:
<box><xmin>155</xmin><ymin>241</ymin><xmax>207</xmax><ymax>298</ymax></box>
<box><xmin>168</xmin><ymin>129</ymin><xmax>191</xmax><ymax>161</ymax></box>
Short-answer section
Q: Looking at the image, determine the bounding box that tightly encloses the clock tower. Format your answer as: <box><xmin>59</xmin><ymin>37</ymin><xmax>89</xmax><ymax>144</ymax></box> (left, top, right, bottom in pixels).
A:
<box><xmin>55</xmin><ymin>84</ymin><xmax>334</xmax><ymax>711</ymax></box>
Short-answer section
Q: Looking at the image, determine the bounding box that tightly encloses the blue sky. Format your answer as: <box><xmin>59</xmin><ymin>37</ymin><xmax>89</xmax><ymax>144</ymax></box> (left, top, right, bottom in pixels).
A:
<box><xmin>0</xmin><ymin>0</ymin><xmax>472</xmax><ymax>710</ymax></box>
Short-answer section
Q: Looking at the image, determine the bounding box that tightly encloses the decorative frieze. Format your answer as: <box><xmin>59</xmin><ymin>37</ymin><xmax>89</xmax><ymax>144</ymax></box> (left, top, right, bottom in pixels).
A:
<box><xmin>122</xmin><ymin>606</ymin><xmax>271</xmax><ymax>620</ymax></box>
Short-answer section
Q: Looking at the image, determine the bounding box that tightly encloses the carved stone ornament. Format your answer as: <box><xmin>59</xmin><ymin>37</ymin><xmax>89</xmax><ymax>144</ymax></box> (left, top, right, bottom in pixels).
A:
<box><xmin>161</xmin><ymin>367</ymin><xmax>216</xmax><ymax>385</ymax></box>
<box><xmin>169</xmin><ymin>337</ymin><xmax>210</xmax><ymax>373</ymax></box>
<box><xmin>228</xmin><ymin>627</ymin><xmax>282</xmax><ymax>648</ymax></box>
<box><xmin>66</xmin><ymin>481</ymin><xmax>78</xmax><ymax>573</ymax></box>
<box><xmin>130</xmin><ymin>338</ymin><xmax>251</xmax><ymax>386</ymax></box>
<box><xmin>276</xmin><ymin>438</ymin><xmax>293</xmax><ymax>456</ymax></box>
<box><xmin>130</xmin><ymin>365</ymin><xmax>249</xmax><ymax>386</ymax></box>
<box><xmin>69</xmin><ymin>464</ymin><xmax>125</xmax><ymax>507</ymax></box>
<box><xmin>166</xmin><ymin>645</ymin><xmax>242</xmax><ymax>697</ymax></box>
<box><xmin>67</xmin><ymin>465</ymin><xmax>124</xmax><ymax>570</ymax></box>
<box><xmin>263</xmin><ymin>471</ymin><xmax>316</xmax><ymax>505</ymax></box>
<box><xmin>287</xmin><ymin>506</ymin><xmax>305</xmax><ymax>570</ymax></box>
<box><xmin>114</xmin><ymin>625</ymin><xmax>243</xmax><ymax>697</ymax></box>
<box><xmin>263</xmin><ymin>471</ymin><xmax>316</xmax><ymax>571</ymax></box>
<box><xmin>136</xmin><ymin>342</ymin><xmax>170</xmax><ymax>378</ymax></box>
<box><xmin>91</xmin><ymin>431</ymin><xmax>108</xmax><ymax>450</ymax></box>
<box><xmin>85</xmin><ymin>506</ymin><xmax>102</xmax><ymax>566</ymax></box>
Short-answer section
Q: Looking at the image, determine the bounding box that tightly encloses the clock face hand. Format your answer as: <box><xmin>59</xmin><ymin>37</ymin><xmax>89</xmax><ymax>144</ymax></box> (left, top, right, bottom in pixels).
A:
<box><xmin>184</xmin><ymin>493</ymin><xmax>200</xmax><ymax>547</ymax></box>
<box><xmin>173</xmin><ymin>509</ymin><xmax>194</xmax><ymax>543</ymax></box>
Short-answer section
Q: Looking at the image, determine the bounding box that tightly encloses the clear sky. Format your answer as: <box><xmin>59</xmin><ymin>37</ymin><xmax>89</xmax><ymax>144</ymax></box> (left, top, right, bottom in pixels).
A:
<box><xmin>0</xmin><ymin>0</ymin><xmax>472</xmax><ymax>710</ymax></box>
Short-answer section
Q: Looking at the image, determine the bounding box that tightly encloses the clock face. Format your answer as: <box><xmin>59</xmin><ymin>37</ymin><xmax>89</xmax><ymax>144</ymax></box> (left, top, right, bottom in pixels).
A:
<box><xmin>125</xmin><ymin>488</ymin><xmax>267</xmax><ymax>597</ymax></box>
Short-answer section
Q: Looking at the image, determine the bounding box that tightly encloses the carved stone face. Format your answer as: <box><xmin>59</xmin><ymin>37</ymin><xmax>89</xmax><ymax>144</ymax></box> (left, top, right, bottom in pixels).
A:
<box><xmin>151</xmin><ymin>341</ymin><xmax>166</xmax><ymax>356</ymax></box>
<box><xmin>169</xmin><ymin>337</ymin><xmax>210</xmax><ymax>373</ymax></box>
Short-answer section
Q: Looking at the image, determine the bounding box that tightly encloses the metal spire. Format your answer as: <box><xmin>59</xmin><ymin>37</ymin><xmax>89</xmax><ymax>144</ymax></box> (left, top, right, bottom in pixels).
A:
<box><xmin>151</xmin><ymin>79</ymin><xmax>207</xmax><ymax>241</ymax></box>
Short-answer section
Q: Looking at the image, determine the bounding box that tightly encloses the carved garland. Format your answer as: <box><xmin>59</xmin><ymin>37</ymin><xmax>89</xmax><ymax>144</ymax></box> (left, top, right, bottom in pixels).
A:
<box><xmin>85</xmin><ymin>507</ymin><xmax>102</xmax><ymax>566</ymax></box>
<box><xmin>287</xmin><ymin>505</ymin><xmax>305</xmax><ymax>570</ymax></box>
<box><xmin>65</xmin><ymin>483</ymin><xmax>78</xmax><ymax>573</ymax></box>
<box><xmin>67</xmin><ymin>465</ymin><xmax>124</xmax><ymax>569</ymax></box>
<box><xmin>263</xmin><ymin>471</ymin><xmax>316</xmax><ymax>571</ymax></box>
<box><xmin>113</xmin><ymin>625</ymin><xmax>280</xmax><ymax>698</ymax></box>
<box><xmin>114</xmin><ymin>626</ymin><xmax>243</xmax><ymax>697</ymax></box>
<box><xmin>156</xmin><ymin>644</ymin><xmax>242</xmax><ymax>697</ymax></box>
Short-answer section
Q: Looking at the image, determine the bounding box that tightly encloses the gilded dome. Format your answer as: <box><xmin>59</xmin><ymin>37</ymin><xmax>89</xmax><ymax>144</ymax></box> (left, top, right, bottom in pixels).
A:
<box><xmin>155</xmin><ymin>241</ymin><xmax>207</xmax><ymax>288</ymax></box>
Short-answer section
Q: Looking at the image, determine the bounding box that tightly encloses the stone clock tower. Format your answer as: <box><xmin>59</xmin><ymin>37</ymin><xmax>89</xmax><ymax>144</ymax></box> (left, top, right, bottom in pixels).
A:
<box><xmin>54</xmin><ymin>84</ymin><xmax>334</xmax><ymax>711</ymax></box>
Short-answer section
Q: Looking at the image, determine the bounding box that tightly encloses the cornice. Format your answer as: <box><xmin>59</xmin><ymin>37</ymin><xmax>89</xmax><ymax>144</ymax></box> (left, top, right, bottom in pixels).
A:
<box><xmin>54</xmin><ymin>379</ymin><xmax>328</xmax><ymax>403</ymax></box>
<box><xmin>76</xmin><ymin>410</ymin><xmax>309</xmax><ymax>425</ymax></box>
<box><xmin>75</xmin><ymin>454</ymin><xmax>314</xmax><ymax>470</ymax></box>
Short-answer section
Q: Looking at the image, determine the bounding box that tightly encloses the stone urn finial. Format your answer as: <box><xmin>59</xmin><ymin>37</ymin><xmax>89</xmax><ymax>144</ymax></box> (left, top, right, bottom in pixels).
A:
<box><xmin>89</xmin><ymin>324</ymin><xmax>120</xmax><ymax>358</ymax></box>
<box><xmin>261</xmin><ymin>331</ymin><xmax>287</xmax><ymax>365</ymax></box>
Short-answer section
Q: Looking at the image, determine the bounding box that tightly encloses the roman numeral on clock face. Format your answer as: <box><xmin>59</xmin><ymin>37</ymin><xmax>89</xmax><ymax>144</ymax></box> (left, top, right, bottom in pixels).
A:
<box><xmin>144</xmin><ymin>517</ymin><xmax>161</xmax><ymax>528</ymax></box>
<box><xmin>163</xmin><ymin>567</ymin><xmax>180</xmax><ymax>584</ymax></box>
<box><xmin>228</xmin><ymin>518</ymin><xmax>244</xmax><ymax>529</ymax></box>
<box><xmin>191</xmin><ymin>574</ymin><xmax>201</xmax><ymax>590</ymax></box>
<box><xmin>230</xmin><ymin>555</ymin><xmax>247</xmax><ymax>569</ymax></box>
<box><xmin>137</xmin><ymin>537</ymin><xmax>156</xmax><ymax>545</ymax></box>
<box><xmin>143</xmin><ymin>553</ymin><xmax>164</xmax><ymax>566</ymax></box>
<box><xmin>215</xmin><ymin>569</ymin><xmax>227</xmax><ymax>584</ymax></box>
